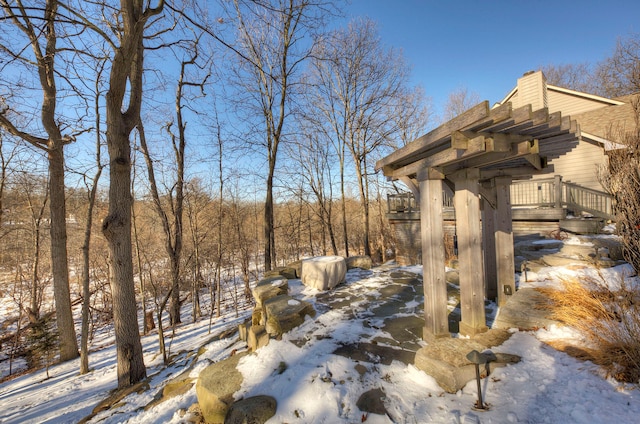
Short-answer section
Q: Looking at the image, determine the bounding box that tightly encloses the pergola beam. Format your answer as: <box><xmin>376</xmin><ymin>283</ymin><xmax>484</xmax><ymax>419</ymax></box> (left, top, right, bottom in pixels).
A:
<box><xmin>375</xmin><ymin>102</ymin><xmax>490</xmax><ymax>171</ymax></box>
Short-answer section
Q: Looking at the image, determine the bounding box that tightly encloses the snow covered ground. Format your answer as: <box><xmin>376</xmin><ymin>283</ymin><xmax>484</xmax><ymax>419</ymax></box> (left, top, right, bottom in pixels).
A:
<box><xmin>1</xmin><ymin>235</ymin><xmax>640</xmax><ymax>423</ymax></box>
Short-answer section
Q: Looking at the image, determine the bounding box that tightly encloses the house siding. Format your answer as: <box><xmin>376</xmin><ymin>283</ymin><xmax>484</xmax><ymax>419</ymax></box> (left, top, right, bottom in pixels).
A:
<box><xmin>547</xmin><ymin>90</ymin><xmax>610</xmax><ymax>115</ymax></box>
<box><xmin>513</xmin><ymin>72</ymin><xmax>547</xmax><ymax>110</ymax></box>
<box><xmin>531</xmin><ymin>138</ymin><xmax>606</xmax><ymax>190</ymax></box>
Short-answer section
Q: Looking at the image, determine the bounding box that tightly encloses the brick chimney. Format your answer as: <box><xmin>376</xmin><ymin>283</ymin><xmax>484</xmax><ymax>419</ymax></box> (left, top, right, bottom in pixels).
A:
<box><xmin>513</xmin><ymin>70</ymin><xmax>548</xmax><ymax>111</ymax></box>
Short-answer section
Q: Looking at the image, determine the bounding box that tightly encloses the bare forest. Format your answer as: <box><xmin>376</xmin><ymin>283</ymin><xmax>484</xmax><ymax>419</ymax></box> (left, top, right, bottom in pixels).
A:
<box><xmin>0</xmin><ymin>0</ymin><xmax>430</xmax><ymax>387</ymax></box>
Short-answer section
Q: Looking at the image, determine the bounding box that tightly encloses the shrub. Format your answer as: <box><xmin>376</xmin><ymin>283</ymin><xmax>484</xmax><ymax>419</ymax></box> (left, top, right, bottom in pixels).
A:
<box><xmin>539</xmin><ymin>276</ymin><xmax>640</xmax><ymax>383</ymax></box>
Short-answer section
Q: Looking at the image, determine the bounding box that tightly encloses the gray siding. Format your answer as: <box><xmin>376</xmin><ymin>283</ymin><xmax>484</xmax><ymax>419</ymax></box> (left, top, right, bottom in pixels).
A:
<box><xmin>531</xmin><ymin>138</ymin><xmax>606</xmax><ymax>190</ymax></box>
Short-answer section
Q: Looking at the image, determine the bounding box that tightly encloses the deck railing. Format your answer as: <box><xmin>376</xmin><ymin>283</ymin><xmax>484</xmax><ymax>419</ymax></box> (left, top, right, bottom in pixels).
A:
<box><xmin>387</xmin><ymin>177</ymin><xmax>614</xmax><ymax>220</ymax></box>
<box><xmin>564</xmin><ymin>182</ymin><xmax>614</xmax><ymax>220</ymax></box>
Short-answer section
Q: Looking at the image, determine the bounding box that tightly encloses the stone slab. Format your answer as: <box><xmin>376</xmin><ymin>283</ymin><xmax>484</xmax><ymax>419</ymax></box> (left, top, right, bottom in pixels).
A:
<box><xmin>264</xmin><ymin>295</ymin><xmax>315</xmax><ymax>336</ymax></box>
<box><xmin>252</xmin><ymin>276</ymin><xmax>288</xmax><ymax>308</ymax></box>
<box><xmin>414</xmin><ymin>334</ymin><xmax>519</xmax><ymax>394</ymax></box>
<box><xmin>493</xmin><ymin>288</ymin><xmax>559</xmax><ymax>330</ymax></box>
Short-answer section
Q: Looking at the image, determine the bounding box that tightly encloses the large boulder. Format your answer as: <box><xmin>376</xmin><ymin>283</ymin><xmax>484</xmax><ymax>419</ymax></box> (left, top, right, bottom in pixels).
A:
<box><xmin>301</xmin><ymin>256</ymin><xmax>347</xmax><ymax>291</ymax></box>
<box><xmin>346</xmin><ymin>255</ymin><xmax>372</xmax><ymax>270</ymax></box>
<box><xmin>247</xmin><ymin>325</ymin><xmax>270</xmax><ymax>352</ymax></box>
<box><xmin>264</xmin><ymin>295</ymin><xmax>315</xmax><ymax>337</ymax></box>
<box><xmin>263</xmin><ymin>266</ymin><xmax>297</xmax><ymax>279</ymax></box>
<box><xmin>287</xmin><ymin>260</ymin><xmax>303</xmax><ymax>278</ymax></box>
<box><xmin>225</xmin><ymin>395</ymin><xmax>277</xmax><ymax>424</ymax></box>
<box><xmin>252</xmin><ymin>276</ymin><xmax>288</xmax><ymax>308</ymax></box>
<box><xmin>196</xmin><ymin>352</ymin><xmax>247</xmax><ymax>424</ymax></box>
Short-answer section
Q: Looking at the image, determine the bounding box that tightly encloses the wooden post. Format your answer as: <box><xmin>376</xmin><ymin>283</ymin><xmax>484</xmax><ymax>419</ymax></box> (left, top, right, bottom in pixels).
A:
<box><xmin>495</xmin><ymin>176</ymin><xmax>515</xmax><ymax>306</ymax></box>
<box><xmin>418</xmin><ymin>168</ymin><xmax>450</xmax><ymax>340</ymax></box>
<box><xmin>452</xmin><ymin>168</ymin><xmax>487</xmax><ymax>336</ymax></box>
<box><xmin>481</xmin><ymin>197</ymin><xmax>498</xmax><ymax>301</ymax></box>
<box><xmin>554</xmin><ymin>175</ymin><xmax>563</xmax><ymax>209</ymax></box>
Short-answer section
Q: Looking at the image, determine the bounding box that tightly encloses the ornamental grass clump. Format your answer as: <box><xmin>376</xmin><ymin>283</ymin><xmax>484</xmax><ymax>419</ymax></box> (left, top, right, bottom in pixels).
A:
<box><xmin>539</xmin><ymin>276</ymin><xmax>640</xmax><ymax>383</ymax></box>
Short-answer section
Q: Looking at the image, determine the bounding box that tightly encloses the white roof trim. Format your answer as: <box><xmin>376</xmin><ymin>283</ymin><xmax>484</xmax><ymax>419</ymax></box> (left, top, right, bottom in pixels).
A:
<box><xmin>547</xmin><ymin>85</ymin><xmax>625</xmax><ymax>106</ymax></box>
<box><xmin>495</xmin><ymin>82</ymin><xmax>625</xmax><ymax>107</ymax></box>
<box><xmin>496</xmin><ymin>87</ymin><xmax>518</xmax><ymax>107</ymax></box>
<box><xmin>582</xmin><ymin>131</ymin><xmax>626</xmax><ymax>151</ymax></box>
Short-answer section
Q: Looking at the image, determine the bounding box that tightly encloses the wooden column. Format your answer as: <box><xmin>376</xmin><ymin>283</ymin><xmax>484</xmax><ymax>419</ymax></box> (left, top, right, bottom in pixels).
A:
<box><xmin>418</xmin><ymin>168</ymin><xmax>449</xmax><ymax>340</ymax></box>
<box><xmin>495</xmin><ymin>176</ymin><xmax>515</xmax><ymax>306</ymax></box>
<box><xmin>452</xmin><ymin>168</ymin><xmax>487</xmax><ymax>336</ymax></box>
<box><xmin>481</xmin><ymin>198</ymin><xmax>498</xmax><ymax>301</ymax></box>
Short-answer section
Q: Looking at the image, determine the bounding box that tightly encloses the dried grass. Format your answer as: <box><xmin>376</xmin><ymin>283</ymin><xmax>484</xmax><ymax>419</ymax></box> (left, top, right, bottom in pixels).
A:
<box><xmin>538</xmin><ymin>276</ymin><xmax>640</xmax><ymax>383</ymax></box>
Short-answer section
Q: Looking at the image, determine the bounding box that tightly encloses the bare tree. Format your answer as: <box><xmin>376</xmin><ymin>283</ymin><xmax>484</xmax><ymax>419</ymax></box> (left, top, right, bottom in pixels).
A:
<box><xmin>309</xmin><ymin>18</ymin><xmax>412</xmax><ymax>257</ymax></box>
<box><xmin>184</xmin><ymin>178</ymin><xmax>213</xmax><ymax>320</ymax></box>
<box><xmin>600</xmin><ymin>99</ymin><xmax>640</xmax><ymax>272</ymax></box>
<box><xmin>288</xmin><ymin>130</ymin><xmax>339</xmax><ymax>255</ymax></box>
<box><xmin>393</xmin><ymin>86</ymin><xmax>432</xmax><ymax>146</ymax></box>
<box><xmin>79</xmin><ymin>60</ymin><xmax>106</xmax><ymax>375</ymax></box>
<box><xmin>101</xmin><ymin>0</ymin><xmax>165</xmax><ymax>388</ymax></box>
<box><xmin>224</xmin><ymin>0</ymin><xmax>330</xmax><ymax>271</ymax></box>
<box><xmin>539</xmin><ymin>63</ymin><xmax>597</xmax><ymax>94</ymax></box>
<box><xmin>137</xmin><ymin>41</ymin><xmax>208</xmax><ymax>326</ymax></box>
<box><xmin>0</xmin><ymin>0</ymin><xmax>81</xmax><ymax>361</ymax></box>
<box><xmin>595</xmin><ymin>33</ymin><xmax>640</xmax><ymax>98</ymax></box>
<box><xmin>442</xmin><ymin>86</ymin><xmax>481</xmax><ymax>122</ymax></box>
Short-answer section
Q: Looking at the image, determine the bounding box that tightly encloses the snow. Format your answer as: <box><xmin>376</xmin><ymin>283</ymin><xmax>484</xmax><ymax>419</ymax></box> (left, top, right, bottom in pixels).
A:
<box><xmin>2</xmin><ymin>236</ymin><xmax>640</xmax><ymax>423</ymax></box>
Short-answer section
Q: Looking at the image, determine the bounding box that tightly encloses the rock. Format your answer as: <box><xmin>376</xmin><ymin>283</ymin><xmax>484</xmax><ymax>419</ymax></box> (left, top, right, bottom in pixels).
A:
<box><xmin>472</xmin><ymin>328</ymin><xmax>512</xmax><ymax>348</ymax></box>
<box><xmin>262</xmin><ymin>268</ymin><xmax>283</xmax><ymax>279</ymax></box>
<box><xmin>333</xmin><ymin>342</ymin><xmax>415</xmax><ymax>366</ymax></box>
<box><xmin>252</xmin><ymin>276</ymin><xmax>288</xmax><ymax>308</ymax></box>
<box><xmin>264</xmin><ymin>267</ymin><xmax>297</xmax><ymax>279</ymax></box>
<box><xmin>493</xmin><ymin>288</ymin><xmax>559</xmax><ymax>330</ymax></box>
<box><xmin>301</xmin><ymin>256</ymin><xmax>347</xmax><ymax>291</ymax></box>
<box><xmin>354</xmin><ymin>363</ymin><xmax>368</xmax><ymax>376</ymax></box>
<box><xmin>162</xmin><ymin>378</ymin><xmax>194</xmax><ymax>399</ymax></box>
<box><xmin>287</xmin><ymin>260</ymin><xmax>303</xmax><ymax>278</ymax></box>
<box><xmin>251</xmin><ymin>308</ymin><xmax>264</xmax><ymax>326</ymax></box>
<box><xmin>413</xmin><ymin>337</ymin><xmax>520</xmax><ymax>394</ymax></box>
<box><xmin>445</xmin><ymin>269</ymin><xmax>459</xmax><ymax>285</ymax></box>
<box><xmin>592</xmin><ymin>237</ymin><xmax>623</xmax><ymax>261</ymax></box>
<box><xmin>238</xmin><ymin>320</ymin><xmax>251</xmax><ymax>342</ymax></box>
<box><xmin>196</xmin><ymin>352</ymin><xmax>247</xmax><ymax>424</ymax></box>
<box><xmin>225</xmin><ymin>395</ymin><xmax>277</xmax><ymax>424</ymax></box>
<box><xmin>356</xmin><ymin>388</ymin><xmax>387</xmax><ymax>416</ymax></box>
<box><xmin>264</xmin><ymin>295</ymin><xmax>315</xmax><ymax>337</ymax></box>
<box><xmin>346</xmin><ymin>255</ymin><xmax>372</xmax><ymax>270</ymax></box>
<box><xmin>247</xmin><ymin>325</ymin><xmax>270</xmax><ymax>351</ymax></box>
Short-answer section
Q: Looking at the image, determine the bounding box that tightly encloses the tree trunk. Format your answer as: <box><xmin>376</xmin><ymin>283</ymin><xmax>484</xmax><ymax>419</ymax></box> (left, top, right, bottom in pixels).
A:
<box><xmin>264</xmin><ymin>170</ymin><xmax>275</xmax><ymax>272</ymax></box>
<box><xmin>80</xmin><ymin>167</ymin><xmax>102</xmax><ymax>374</ymax></box>
<box><xmin>339</xmin><ymin>155</ymin><xmax>349</xmax><ymax>257</ymax></box>
<box><xmin>102</xmin><ymin>130</ymin><xmax>146</xmax><ymax>386</ymax></box>
<box><xmin>48</xmin><ymin>148</ymin><xmax>79</xmax><ymax>361</ymax></box>
<box><xmin>102</xmin><ymin>0</ymin><xmax>162</xmax><ymax>388</ymax></box>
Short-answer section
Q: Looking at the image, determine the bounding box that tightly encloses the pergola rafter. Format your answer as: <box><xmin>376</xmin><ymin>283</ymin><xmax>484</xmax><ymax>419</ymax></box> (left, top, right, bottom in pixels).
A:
<box><xmin>376</xmin><ymin>100</ymin><xmax>581</xmax><ymax>339</ymax></box>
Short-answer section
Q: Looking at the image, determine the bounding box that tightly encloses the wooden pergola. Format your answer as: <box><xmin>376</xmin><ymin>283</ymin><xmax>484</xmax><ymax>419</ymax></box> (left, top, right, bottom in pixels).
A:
<box><xmin>375</xmin><ymin>101</ymin><xmax>580</xmax><ymax>339</ymax></box>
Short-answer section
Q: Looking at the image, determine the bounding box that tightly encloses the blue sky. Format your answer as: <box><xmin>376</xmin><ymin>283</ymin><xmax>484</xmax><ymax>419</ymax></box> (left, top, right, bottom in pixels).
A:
<box><xmin>344</xmin><ymin>0</ymin><xmax>639</xmax><ymax>115</ymax></box>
